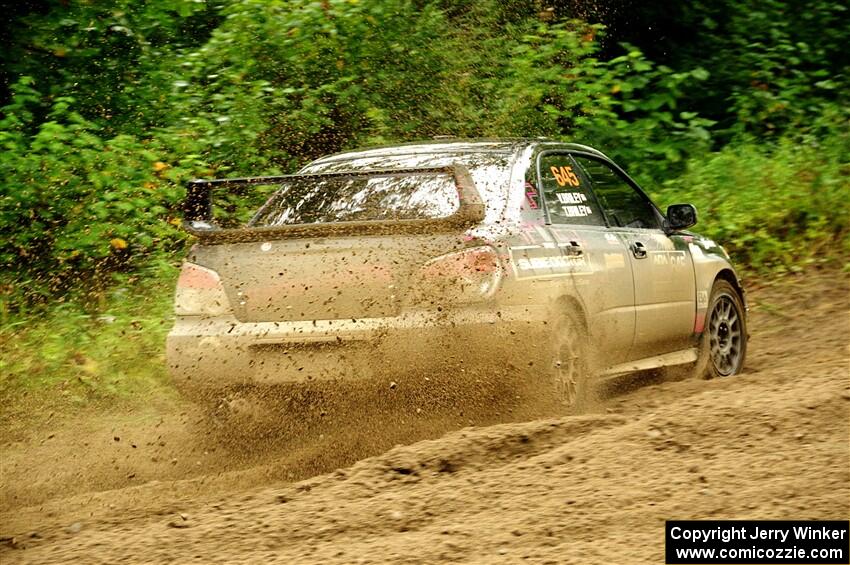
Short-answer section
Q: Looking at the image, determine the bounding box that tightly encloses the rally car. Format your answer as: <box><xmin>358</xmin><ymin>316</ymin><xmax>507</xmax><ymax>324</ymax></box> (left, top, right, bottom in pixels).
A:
<box><xmin>167</xmin><ymin>139</ymin><xmax>747</xmax><ymax>406</ymax></box>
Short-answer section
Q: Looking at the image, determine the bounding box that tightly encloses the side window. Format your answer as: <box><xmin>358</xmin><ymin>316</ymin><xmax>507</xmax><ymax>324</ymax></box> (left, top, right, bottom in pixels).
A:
<box><xmin>537</xmin><ymin>153</ymin><xmax>604</xmax><ymax>226</ymax></box>
<box><xmin>573</xmin><ymin>156</ymin><xmax>660</xmax><ymax>230</ymax></box>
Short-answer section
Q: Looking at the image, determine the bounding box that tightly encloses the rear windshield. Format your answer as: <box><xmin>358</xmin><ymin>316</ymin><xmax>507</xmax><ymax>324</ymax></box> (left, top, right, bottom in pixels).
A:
<box><xmin>248</xmin><ymin>171</ymin><xmax>460</xmax><ymax>227</ymax></box>
<box><xmin>300</xmin><ymin>151</ymin><xmax>516</xmax><ymax>224</ymax></box>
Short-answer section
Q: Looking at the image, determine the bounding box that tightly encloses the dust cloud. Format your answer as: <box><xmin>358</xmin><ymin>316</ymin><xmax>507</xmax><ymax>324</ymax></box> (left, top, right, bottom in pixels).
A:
<box><xmin>1</xmin><ymin>270</ymin><xmax>848</xmax><ymax>564</ymax></box>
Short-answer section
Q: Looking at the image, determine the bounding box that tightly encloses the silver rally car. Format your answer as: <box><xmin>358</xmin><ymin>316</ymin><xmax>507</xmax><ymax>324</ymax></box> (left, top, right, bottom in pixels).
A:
<box><xmin>167</xmin><ymin>139</ymin><xmax>747</xmax><ymax>405</ymax></box>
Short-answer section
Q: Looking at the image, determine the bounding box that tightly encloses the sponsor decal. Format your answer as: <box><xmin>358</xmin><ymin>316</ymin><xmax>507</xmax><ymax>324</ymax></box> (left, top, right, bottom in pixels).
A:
<box><xmin>555</xmin><ymin>192</ymin><xmax>588</xmax><ymax>204</ymax></box>
<box><xmin>560</xmin><ymin>204</ymin><xmax>594</xmax><ymax>217</ymax></box>
<box><xmin>697</xmin><ymin>237</ymin><xmax>718</xmax><ymax>249</ymax></box>
<box><xmin>694</xmin><ymin>312</ymin><xmax>706</xmax><ymax>334</ymax></box>
<box><xmin>524</xmin><ymin>181</ymin><xmax>539</xmax><ymax>209</ymax></box>
<box><xmin>516</xmin><ymin>255</ymin><xmax>587</xmax><ymax>271</ymax></box>
<box><xmin>652</xmin><ymin>250</ymin><xmax>688</xmax><ymax>266</ymax></box>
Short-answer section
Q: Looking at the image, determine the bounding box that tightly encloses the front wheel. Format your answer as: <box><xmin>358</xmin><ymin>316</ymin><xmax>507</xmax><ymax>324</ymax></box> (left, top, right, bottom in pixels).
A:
<box><xmin>695</xmin><ymin>280</ymin><xmax>747</xmax><ymax>378</ymax></box>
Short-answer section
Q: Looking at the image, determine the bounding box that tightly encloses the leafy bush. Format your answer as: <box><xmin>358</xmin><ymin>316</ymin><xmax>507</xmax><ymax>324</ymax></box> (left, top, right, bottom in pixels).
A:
<box><xmin>168</xmin><ymin>0</ymin><xmax>456</xmax><ymax>171</ymax></box>
<box><xmin>694</xmin><ymin>0</ymin><xmax>849</xmax><ymax>138</ymax></box>
<box><xmin>654</xmin><ymin>123</ymin><xmax>850</xmax><ymax>271</ymax></box>
<box><xmin>593</xmin><ymin>0</ymin><xmax>850</xmax><ymax>141</ymax></box>
<box><xmin>1</xmin><ymin>0</ymin><xmax>847</xmax><ymax>315</ymax></box>
<box><xmin>0</xmin><ymin>78</ymin><xmax>189</xmax><ymax>305</ymax></box>
<box><xmin>484</xmin><ymin>23</ymin><xmax>715</xmax><ymax>183</ymax></box>
<box><xmin>0</xmin><ymin>0</ymin><xmax>220</xmax><ymax>135</ymax></box>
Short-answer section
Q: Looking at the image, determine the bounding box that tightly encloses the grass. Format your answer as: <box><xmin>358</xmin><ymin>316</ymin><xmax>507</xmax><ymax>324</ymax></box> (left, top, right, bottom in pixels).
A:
<box><xmin>0</xmin><ymin>264</ymin><xmax>180</xmax><ymax>413</ymax></box>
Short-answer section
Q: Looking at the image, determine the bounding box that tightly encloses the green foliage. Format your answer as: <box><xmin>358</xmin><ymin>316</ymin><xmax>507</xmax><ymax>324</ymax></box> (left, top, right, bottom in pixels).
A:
<box><xmin>0</xmin><ymin>264</ymin><xmax>178</xmax><ymax>403</ymax></box>
<box><xmin>170</xmin><ymin>0</ymin><xmax>455</xmax><ymax>170</ymax></box>
<box><xmin>0</xmin><ymin>0</ymin><xmax>847</xmax><ymax>315</ymax></box>
<box><xmin>0</xmin><ymin>77</ymin><xmax>191</xmax><ymax>303</ymax></box>
<box><xmin>628</xmin><ymin>0</ymin><xmax>850</xmax><ymax>139</ymax></box>
<box><xmin>485</xmin><ymin>24</ymin><xmax>715</xmax><ymax>182</ymax></box>
<box><xmin>1</xmin><ymin>0</ymin><xmax>221</xmax><ymax>134</ymax></box>
<box><xmin>655</xmin><ymin>124</ymin><xmax>850</xmax><ymax>271</ymax></box>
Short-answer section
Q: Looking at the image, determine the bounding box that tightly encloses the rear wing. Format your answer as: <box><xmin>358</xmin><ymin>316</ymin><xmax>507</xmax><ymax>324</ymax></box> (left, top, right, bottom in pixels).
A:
<box><xmin>182</xmin><ymin>166</ymin><xmax>485</xmax><ymax>243</ymax></box>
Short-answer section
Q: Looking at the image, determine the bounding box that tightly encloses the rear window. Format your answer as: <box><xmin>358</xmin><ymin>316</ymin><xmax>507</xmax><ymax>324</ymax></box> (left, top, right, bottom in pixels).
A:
<box><xmin>248</xmin><ymin>171</ymin><xmax>461</xmax><ymax>227</ymax></box>
<box><xmin>300</xmin><ymin>151</ymin><xmax>515</xmax><ymax>224</ymax></box>
<box><xmin>538</xmin><ymin>153</ymin><xmax>604</xmax><ymax>226</ymax></box>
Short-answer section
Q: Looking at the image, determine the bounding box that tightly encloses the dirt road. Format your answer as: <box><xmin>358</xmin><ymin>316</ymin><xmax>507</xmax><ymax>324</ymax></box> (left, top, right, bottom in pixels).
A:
<box><xmin>1</xmin><ymin>270</ymin><xmax>848</xmax><ymax>564</ymax></box>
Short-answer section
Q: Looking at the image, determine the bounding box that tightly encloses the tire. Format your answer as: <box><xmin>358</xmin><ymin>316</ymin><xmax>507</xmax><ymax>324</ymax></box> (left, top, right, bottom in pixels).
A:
<box><xmin>549</xmin><ymin>309</ymin><xmax>590</xmax><ymax>408</ymax></box>
<box><xmin>694</xmin><ymin>279</ymin><xmax>747</xmax><ymax>379</ymax></box>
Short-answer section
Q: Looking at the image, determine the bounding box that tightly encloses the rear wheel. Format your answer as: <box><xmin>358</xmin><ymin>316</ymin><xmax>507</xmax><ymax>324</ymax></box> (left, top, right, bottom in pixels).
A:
<box><xmin>695</xmin><ymin>280</ymin><xmax>747</xmax><ymax>378</ymax></box>
<box><xmin>549</xmin><ymin>310</ymin><xmax>589</xmax><ymax>408</ymax></box>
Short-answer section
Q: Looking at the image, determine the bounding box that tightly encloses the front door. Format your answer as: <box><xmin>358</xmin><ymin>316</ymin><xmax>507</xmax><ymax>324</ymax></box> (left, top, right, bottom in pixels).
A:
<box><xmin>571</xmin><ymin>155</ymin><xmax>696</xmax><ymax>358</ymax></box>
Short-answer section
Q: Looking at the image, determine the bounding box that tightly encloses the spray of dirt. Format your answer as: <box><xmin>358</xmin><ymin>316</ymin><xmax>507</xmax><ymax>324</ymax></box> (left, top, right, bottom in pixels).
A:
<box><xmin>1</xmin><ymin>269</ymin><xmax>847</xmax><ymax>563</ymax></box>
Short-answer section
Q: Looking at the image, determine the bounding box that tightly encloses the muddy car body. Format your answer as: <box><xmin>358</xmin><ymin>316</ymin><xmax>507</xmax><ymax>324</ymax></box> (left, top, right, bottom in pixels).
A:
<box><xmin>167</xmin><ymin>139</ymin><xmax>748</xmax><ymax>402</ymax></box>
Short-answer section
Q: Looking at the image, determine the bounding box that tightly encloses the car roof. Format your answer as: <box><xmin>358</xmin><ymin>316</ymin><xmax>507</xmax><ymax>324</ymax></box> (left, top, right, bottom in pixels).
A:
<box><xmin>300</xmin><ymin>139</ymin><xmax>614</xmax><ymax>227</ymax></box>
<box><xmin>306</xmin><ymin>138</ymin><xmax>610</xmax><ymax>166</ymax></box>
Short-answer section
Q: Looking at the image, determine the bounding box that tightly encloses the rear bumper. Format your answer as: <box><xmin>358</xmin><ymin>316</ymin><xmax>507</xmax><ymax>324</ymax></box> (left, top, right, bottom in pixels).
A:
<box><xmin>166</xmin><ymin>304</ymin><xmax>548</xmax><ymax>393</ymax></box>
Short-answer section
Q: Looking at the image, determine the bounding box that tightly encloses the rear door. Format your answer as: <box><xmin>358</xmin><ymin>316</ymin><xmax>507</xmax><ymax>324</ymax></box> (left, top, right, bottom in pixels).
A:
<box><xmin>571</xmin><ymin>155</ymin><xmax>696</xmax><ymax>358</ymax></box>
<box><xmin>530</xmin><ymin>151</ymin><xmax>636</xmax><ymax>365</ymax></box>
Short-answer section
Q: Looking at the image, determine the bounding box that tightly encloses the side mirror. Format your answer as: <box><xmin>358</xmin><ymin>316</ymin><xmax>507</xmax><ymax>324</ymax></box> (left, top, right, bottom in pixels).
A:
<box><xmin>666</xmin><ymin>203</ymin><xmax>698</xmax><ymax>230</ymax></box>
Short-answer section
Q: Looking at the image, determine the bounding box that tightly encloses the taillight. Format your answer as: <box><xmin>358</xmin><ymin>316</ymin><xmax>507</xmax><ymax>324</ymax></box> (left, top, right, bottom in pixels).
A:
<box><xmin>419</xmin><ymin>245</ymin><xmax>503</xmax><ymax>303</ymax></box>
<box><xmin>174</xmin><ymin>262</ymin><xmax>232</xmax><ymax>316</ymax></box>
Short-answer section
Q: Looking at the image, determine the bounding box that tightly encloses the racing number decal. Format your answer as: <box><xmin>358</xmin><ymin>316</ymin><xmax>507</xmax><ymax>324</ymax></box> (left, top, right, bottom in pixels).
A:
<box><xmin>550</xmin><ymin>165</ymin><xmax>580</xmax><ymax>187</ymax></box>
<box><xmin>541</xmin><ymin>156</ymin><xmax>599</xmax><ymax>223</ymax></box>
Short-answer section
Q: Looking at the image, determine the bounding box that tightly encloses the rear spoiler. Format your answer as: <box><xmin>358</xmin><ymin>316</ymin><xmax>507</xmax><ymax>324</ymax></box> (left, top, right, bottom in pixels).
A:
<box><xmin>182</xmin><ymin>166</ymin><xmax>485</xmax><ymax>243</ymax></box>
